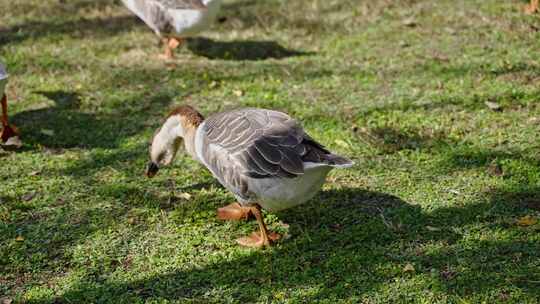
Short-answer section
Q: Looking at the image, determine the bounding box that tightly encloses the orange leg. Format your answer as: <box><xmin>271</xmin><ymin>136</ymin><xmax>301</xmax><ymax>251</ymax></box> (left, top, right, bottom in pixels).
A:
<box><xmin>217</xmin><ymin>202</ymin><xmax>253</xmax><ymax>221</ymax></box>
<box><xmin>236</xmin><ymin>205</ymin><xmax>281</xmax><ymax>248</ymax></box>
<box><xmin>1</xmin><ymin>94</ymin><xmax>8</xmax><ymax>126</ymax></box>
<box><xmin>525</xmin><ymin>0</ymin><xmax>539</xmax><ymax>14</ymax></box>
<box><xmin>160</xmin><ymin>37</ymin><xmax>183</xmax><ymax>59</ymax></box>
<box><xmin>1</xmin><ymin>94</ymin><xmax>20</xmax><ymax>145</ymax></box>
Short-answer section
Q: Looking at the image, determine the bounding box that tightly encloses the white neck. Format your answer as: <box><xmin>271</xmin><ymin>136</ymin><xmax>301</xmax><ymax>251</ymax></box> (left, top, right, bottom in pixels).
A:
<box><xmin>154</xmin><ymin>115</ymin><xmax>199</xmax><ymax>162</ymax></box>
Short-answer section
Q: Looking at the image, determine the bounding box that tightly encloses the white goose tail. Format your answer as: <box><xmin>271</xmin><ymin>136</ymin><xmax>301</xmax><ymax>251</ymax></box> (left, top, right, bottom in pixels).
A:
<box><xmin>325</xmin><ymin>153</ymin><xmax>354</xmax><ymax>169</ymax></box>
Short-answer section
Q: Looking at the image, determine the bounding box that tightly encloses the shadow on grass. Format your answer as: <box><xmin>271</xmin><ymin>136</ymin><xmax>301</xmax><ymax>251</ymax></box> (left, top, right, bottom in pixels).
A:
<box><xmin>186</xmin><ymin>38</ymin><xmax>313</xmax><ymax>61</ymax></box>
<box><xmin>0</xmin><ymin>15</ymin><xmax>139</xmax><ymax>46</ymax></box>
<box><xmin>11</xmin><ymin>89</ymin><xmax>173</xmax><ymax>149</ymax></box>
<box><xmin>23</xmin><ymin>185</ymin><xmax>540</xmax><ymax>302</ymax></box>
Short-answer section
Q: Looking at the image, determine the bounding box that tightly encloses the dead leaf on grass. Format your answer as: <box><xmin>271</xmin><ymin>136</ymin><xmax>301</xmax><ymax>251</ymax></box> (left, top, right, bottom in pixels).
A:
<box><xmin>403</xmin><ymin>263</ymin><xmax>415</xmax><ymax>273</ymax></box>
<box><xmin>402</xmin><ymin>18</ymin><xmax>417</xmax><ymax>27</ymax></box>
<box><xmin>485</xmin><ymin>101</ymin><xmax>502</xmax><ymax>111</ymax></box>
<box><xmin>0</xmin><ymin>297</ymin><xmax>13</xmax><ymax>304</ymax></box>
<box><xmin>233</xmin><ymin>90</ymin><xmax>244</xmax><ymax>97</ymax></box>
<box><xmin>178</xmin><ymin>192</ymin><xmax>192</xmax><ymax>200</ymax></box>
<box><xmin>487</xmin><ymin>163</ymin><xmax>503</xmax><ymax>177</ymax></box>
<box><xmin>426</xmin><ymin>225</ymin><xmax>441</xmax><ymax>232</ymax></box>
<box><xmin>40</xmin><ymin>129</ymin><xmax>55</xmax><ymax>136</ymax></box>
<box><xmin>517</xmin><ymin>215</ymin><xmax>537</xmax><ymax>226</ymax></box>
<box><xmin>21</xmin><ymin>192</ymin><xmax>35</xmax><ymax>202</ymax></box>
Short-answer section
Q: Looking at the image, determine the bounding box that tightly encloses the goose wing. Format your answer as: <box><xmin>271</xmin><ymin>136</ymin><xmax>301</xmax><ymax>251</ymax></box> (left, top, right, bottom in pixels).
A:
<box><xmin>201</xmin><ymin>108</ymin><xmax>322</xmax><ymax>180</ymax></box>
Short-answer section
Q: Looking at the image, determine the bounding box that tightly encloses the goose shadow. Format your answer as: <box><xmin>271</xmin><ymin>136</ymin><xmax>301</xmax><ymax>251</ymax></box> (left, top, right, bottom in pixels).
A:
<box><xmin>186</xmin><ymin>37</ymin><xmax>314</xmax><ymax>61</ymax></box>
<box><xmin>23</xmin><ymin>185</ymin><xmax>540</xmax><ymax>302</ymax></box>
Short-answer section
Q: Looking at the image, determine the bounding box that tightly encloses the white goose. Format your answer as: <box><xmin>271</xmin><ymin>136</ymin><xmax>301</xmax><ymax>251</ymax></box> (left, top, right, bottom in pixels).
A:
<box><xmin>146</xmin><ymin>105</ymin><xmax>354</xmax><ymax>248</ymax></box>
<box><xmin>121</xmin><ymin>0</ymin><xmax>223</xmax><ymax>58</ymax></box>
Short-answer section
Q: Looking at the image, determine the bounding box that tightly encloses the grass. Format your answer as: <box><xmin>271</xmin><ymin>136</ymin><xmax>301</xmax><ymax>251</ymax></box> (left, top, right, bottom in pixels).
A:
<box><xmin>1</xmin><ymin>0</ymin><xmax>539</xmax><ymax>302</ymax></box>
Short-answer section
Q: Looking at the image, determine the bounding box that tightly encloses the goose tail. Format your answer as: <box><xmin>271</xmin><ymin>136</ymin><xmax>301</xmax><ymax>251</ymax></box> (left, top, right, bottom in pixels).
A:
<box><xmin>325</xmin><ymin>153</ymin><xmax>354</xmax><ymax>169</ymax></box>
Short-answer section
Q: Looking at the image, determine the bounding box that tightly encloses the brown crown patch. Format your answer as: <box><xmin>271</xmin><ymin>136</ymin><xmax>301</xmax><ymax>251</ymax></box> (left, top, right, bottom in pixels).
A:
<box><xmin>168</xmin><ymin>105</ymin><xmax>205</xmax><ymax>127</ymax></box>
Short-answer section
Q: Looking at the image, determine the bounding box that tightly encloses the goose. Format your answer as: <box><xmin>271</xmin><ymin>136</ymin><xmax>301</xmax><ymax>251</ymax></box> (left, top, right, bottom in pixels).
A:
<box><xmin>0</xmin><ymin>62</ymin><xmax>21</xmax><ymax>148</ymax></box>
<box><xmin>146</xmin><ymin>105</ymin><xmax>354</xmax><ymax>248</ymax></box>
<box><xmin>121</xmin><ymin>0</ymin><xmax>223</xmax><ymax>59</ymax></box>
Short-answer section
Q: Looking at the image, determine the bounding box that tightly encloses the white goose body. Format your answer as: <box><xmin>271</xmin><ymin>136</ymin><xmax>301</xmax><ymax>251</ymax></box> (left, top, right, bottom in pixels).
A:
<box><xmin>192</xmin><ymin>108</ymin><xmax>354</xmax><ymax>212</ymax></box>
<box><xmin>122</xmin><ymin>0</ymin><xmax>222</xmax><ymax>38</ymax></box>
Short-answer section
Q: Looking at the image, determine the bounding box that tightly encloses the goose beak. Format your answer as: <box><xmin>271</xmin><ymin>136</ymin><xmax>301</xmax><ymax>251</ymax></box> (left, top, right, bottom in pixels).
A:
<box><xmin>146</xmin><ymin>161</ymin><xmax>159</xmax><ymax>178</ymax></box>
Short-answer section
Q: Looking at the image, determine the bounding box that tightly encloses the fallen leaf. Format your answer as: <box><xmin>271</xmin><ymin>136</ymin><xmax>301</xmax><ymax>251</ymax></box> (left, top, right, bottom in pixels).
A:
<box><xmin>40</xmin><ymin>129</ymin><xmax>55</xmax><ymax>136</ymax></box>
<box><xmin>21</xmin><ymin>192</ymin><xmax>35</xmax><ymax>201</ymax></box>
<box><xmin>15</xmin><ymin>236</ymin><xmax>24</xmax><ymax>242</ymax></box>
<box><xmin>528</xmin><ymin>117</ymin><xmax>540</xmax><ymax>124</ymax></box>
<box><xmin>487</xmin><ymin>163</ymin><xmax>503</xmax><ymax>176</ymax></box>
<box><xmin>233</xmin><ymin>90</ymin><xmax>244</xmax><ymax>97</ymax></box>
<box><xmin>402</xmin><ymin>18</ymin><xmax>417</xmax><ymax>27</ymax></box>
<box><xmin>178</xmin><ymin>192</ymin><xmax>192</xmax><ymax>200</ymax></box>
<box><xmin>485</xmin><ymin>101</ymin><xmax>502</xmax><ymax>111</ymax></box>
<box><xmin>426</xmin><ymin>225</ymin><xmax>441</xmax><ymax>232</ymax></box>
<box><xmin>403</xmin><ymin>263</ymin><xmax>415</xmax><ymax>273</ymax></box>
<box><xmin>399</xmin><ymin>41</ymin><xmax>410</xmax><ymax>48</ymax></box>
<box><xmin>3</xmin><ymin>136</ymin><xmax>22</xmax><ymax>149</ymax></box>
<box><xmin>517</xmin><ymin>215</ymin><xmax>537</xmax><ymax>226</ymax></box>
<box><xmin>0</xmin><ymin>297</ymin><xmax>13</xmax><ymax>304</ymax></box>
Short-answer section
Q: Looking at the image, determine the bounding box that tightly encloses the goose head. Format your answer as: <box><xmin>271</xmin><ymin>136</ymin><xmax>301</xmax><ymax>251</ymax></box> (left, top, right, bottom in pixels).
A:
<box><xmin>146</xmin><ymin>105</ymin><xmax>204</xmax><ymax>178</ymax></box>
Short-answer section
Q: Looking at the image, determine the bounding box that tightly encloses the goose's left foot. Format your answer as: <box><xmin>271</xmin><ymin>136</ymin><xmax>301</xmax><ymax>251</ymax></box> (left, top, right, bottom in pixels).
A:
<box><xmin>236</xmin><ymin>205</ymin><xmax>281</xmax><ymax>248</ymax></box>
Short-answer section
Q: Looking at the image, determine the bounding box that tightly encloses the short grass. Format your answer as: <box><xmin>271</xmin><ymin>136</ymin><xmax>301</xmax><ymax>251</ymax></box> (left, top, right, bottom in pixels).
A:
<box><xmin>1</xmin><ymin>0</ymin><xmax>540</xmax><ymax>303</ymax></box>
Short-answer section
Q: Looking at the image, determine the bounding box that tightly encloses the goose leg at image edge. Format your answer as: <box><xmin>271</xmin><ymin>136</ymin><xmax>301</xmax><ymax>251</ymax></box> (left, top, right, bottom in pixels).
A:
<box><xmin>525</xmin><ymin>0</ymin><xmax>539</xmax><ymax>14</ymax></box>
<box><xmin>217</xmin><ymin>202</ymin><xmax>253</xmax><ymax>221</ymax></box>
<box><xmin>236</xmin><ymin>204</ymin><xmax>281</xmax><ymax>248</ymax></box>
<box><xmin>0</xmin><ymin>94</ymin><xmax>19</xmax><ymax>144</ymax></box>
<box><xmin>160</xmin><ymin>37</ymin><xmax>183</xmax><ymax>59</ymax></box>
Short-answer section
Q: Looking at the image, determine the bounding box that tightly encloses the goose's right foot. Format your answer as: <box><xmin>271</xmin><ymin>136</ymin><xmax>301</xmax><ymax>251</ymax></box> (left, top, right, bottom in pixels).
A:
<box><xmin>217</xmin><ymin>202</ymin><xmax>253</xmax><ymax>221</ymax></box>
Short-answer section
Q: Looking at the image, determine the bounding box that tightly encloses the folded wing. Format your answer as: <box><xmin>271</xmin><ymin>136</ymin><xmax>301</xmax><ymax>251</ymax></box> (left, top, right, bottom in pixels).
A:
<box><xmin>201</xmin><ymin>108</ymin><xmax>334</xmax><ymax>180</ymax></box>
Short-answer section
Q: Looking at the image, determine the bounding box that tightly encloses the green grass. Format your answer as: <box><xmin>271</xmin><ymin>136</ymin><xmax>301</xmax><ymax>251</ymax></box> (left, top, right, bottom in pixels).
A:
<box><xmin>1</xmin><ymin>0</ymin><xmax>539</xmax><ymax>303</ymax></box>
